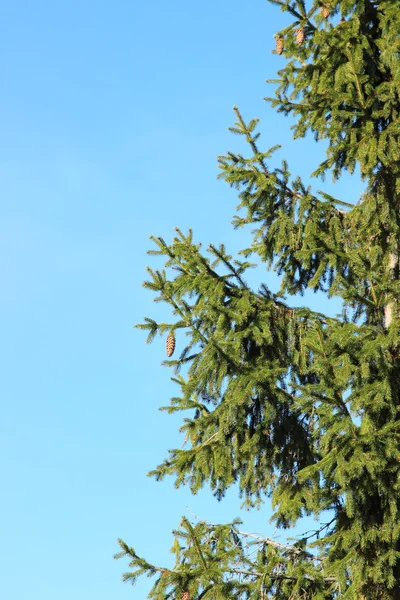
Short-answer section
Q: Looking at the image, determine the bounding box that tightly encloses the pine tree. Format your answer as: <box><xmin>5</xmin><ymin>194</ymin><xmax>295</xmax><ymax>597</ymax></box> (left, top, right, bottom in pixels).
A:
<box><xmin>115</xmin><ymin>0</ymin><xmax>400</xmax><ymax>597</ymax></box>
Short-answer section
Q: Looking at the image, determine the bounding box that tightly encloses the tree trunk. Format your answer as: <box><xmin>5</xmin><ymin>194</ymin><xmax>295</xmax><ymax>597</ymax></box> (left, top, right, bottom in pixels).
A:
<box><xmin>384</xmin><ymin>253</ymin><xmax>397</xmax><ymax>328</ymax></box>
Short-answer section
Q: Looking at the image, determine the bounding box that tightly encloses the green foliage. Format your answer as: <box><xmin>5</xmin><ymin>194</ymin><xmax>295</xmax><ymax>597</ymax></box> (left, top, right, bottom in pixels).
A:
<box><xmin>266</xmin><ymin>0</ymin><xmax>400</xmax><ymax>185</ymax></box>
<box><xmin>116</xmin><ymin>1</ymin><xmax>400</xmax><ymax>597</ymax></box>
<box><xmin>116</xmin><ymin>518</ymin><xmax>338</xmax><ymax>599</ymax></box>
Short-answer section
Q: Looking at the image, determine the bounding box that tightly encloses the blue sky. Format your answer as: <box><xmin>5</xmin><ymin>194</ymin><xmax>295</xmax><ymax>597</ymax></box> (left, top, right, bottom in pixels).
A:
<box><xmin>0</xmin><ymin>1</ymin><xmax>364</xmax><ymax>598</ymax></box>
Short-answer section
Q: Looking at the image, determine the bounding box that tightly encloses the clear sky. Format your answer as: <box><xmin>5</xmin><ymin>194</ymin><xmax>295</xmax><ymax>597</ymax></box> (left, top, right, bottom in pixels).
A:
<box><xmin>0</xmin><ymin>1</ymin><xmax>364</xmax><ymax>598</ymax></box>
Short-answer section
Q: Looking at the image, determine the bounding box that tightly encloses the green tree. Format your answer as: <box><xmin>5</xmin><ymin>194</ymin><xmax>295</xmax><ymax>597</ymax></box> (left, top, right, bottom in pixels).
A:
<box><xmin>115</xmin><ymin>0</ymin><xmax>400</xmax><ymax>597</ymax></box>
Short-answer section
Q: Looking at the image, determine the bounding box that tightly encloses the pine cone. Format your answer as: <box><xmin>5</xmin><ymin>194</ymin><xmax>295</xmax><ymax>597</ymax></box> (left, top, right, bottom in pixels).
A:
<box><xmin>166</xmin><ymin>333</ymin><xmax>176</xmax><ymax>357</ymax></box>
<box><xmin>275</xmin><ymin>36</ymin><xmax>284</xmax><ymax>55</ymax></box>
<box><xmin>320</xmin><ymin>5</ymin><xmax>330</xmax><ymax>18</ymax></box>
<box><xmin>181</xmin><ymin>592</ymin><xmax>190</xmax><ymax>600</ymax></box>
<box><xmin>295</xmin><ymin>27</ymin><xmax>305</xmax><ymax>45</ymax></box>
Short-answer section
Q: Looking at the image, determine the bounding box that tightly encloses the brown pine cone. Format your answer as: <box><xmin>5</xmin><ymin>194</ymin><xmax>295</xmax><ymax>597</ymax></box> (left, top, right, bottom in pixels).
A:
<box><xmin>295</xmin><ymin>27</ymin><xmax>305</xmax><ymax>45</ymax></box>
<box><xmin>321</xmin><ymin>6</ymin><xmax>330</xmax><ymax>19</ymax></box>
<box><xmin>181</xmin><ymin>592</ymin><xmax>190</xmax><ymax>600</ymax></box>
<box><xmin>275</xmin><ymin>36</ymin><xmax>284</xmax><ymax>55</ymax></box>
<box><xmin>321</xmin><ymin>6</ymin><xmax>331</xmax><ymax>19</ymax></box>
<box><xmin>166</xmin><ymin>333</ymin><xmax>176</xmax><ymax>357</ymax></box>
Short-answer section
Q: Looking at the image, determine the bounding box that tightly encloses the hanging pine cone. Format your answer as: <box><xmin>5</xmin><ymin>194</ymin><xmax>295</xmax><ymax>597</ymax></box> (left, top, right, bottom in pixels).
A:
<box><xmin>275</xmin><ymin>36</ymin><xmax>284</xmax><ymax>55</ymax></box>
<box><xmin>166</xmin><ymin>332</ymin><xmax>176</xmax><ymax>357</ymax></box>
<box><xmin>320</xmin><ymin>5</ymin><xmax>330</xmax><ymax>18</ymax></box>
<box><xmin>295</xmin><ymin>27</ymin><xmax>305</xmax><ymax>45</ymax></box>
<box><xmin>181</xmin><ymin>592</ymin><xmax>190</xmax><ymax>600</ymax></box>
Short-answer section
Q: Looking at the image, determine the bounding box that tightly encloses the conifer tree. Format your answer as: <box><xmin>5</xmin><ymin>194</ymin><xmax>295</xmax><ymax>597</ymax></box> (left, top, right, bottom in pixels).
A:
<box><xmin>115</xmin><ymin>0</ymin><xmax>400</xmax><ymax>597</ymax></box>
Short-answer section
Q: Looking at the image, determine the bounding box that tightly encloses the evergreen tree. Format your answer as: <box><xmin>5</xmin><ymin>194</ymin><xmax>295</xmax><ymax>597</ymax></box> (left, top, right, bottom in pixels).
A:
<box><xmin>115</xmin><ymin>0</ymin><xmax>400</xmax><ymax>597</ymax></box>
